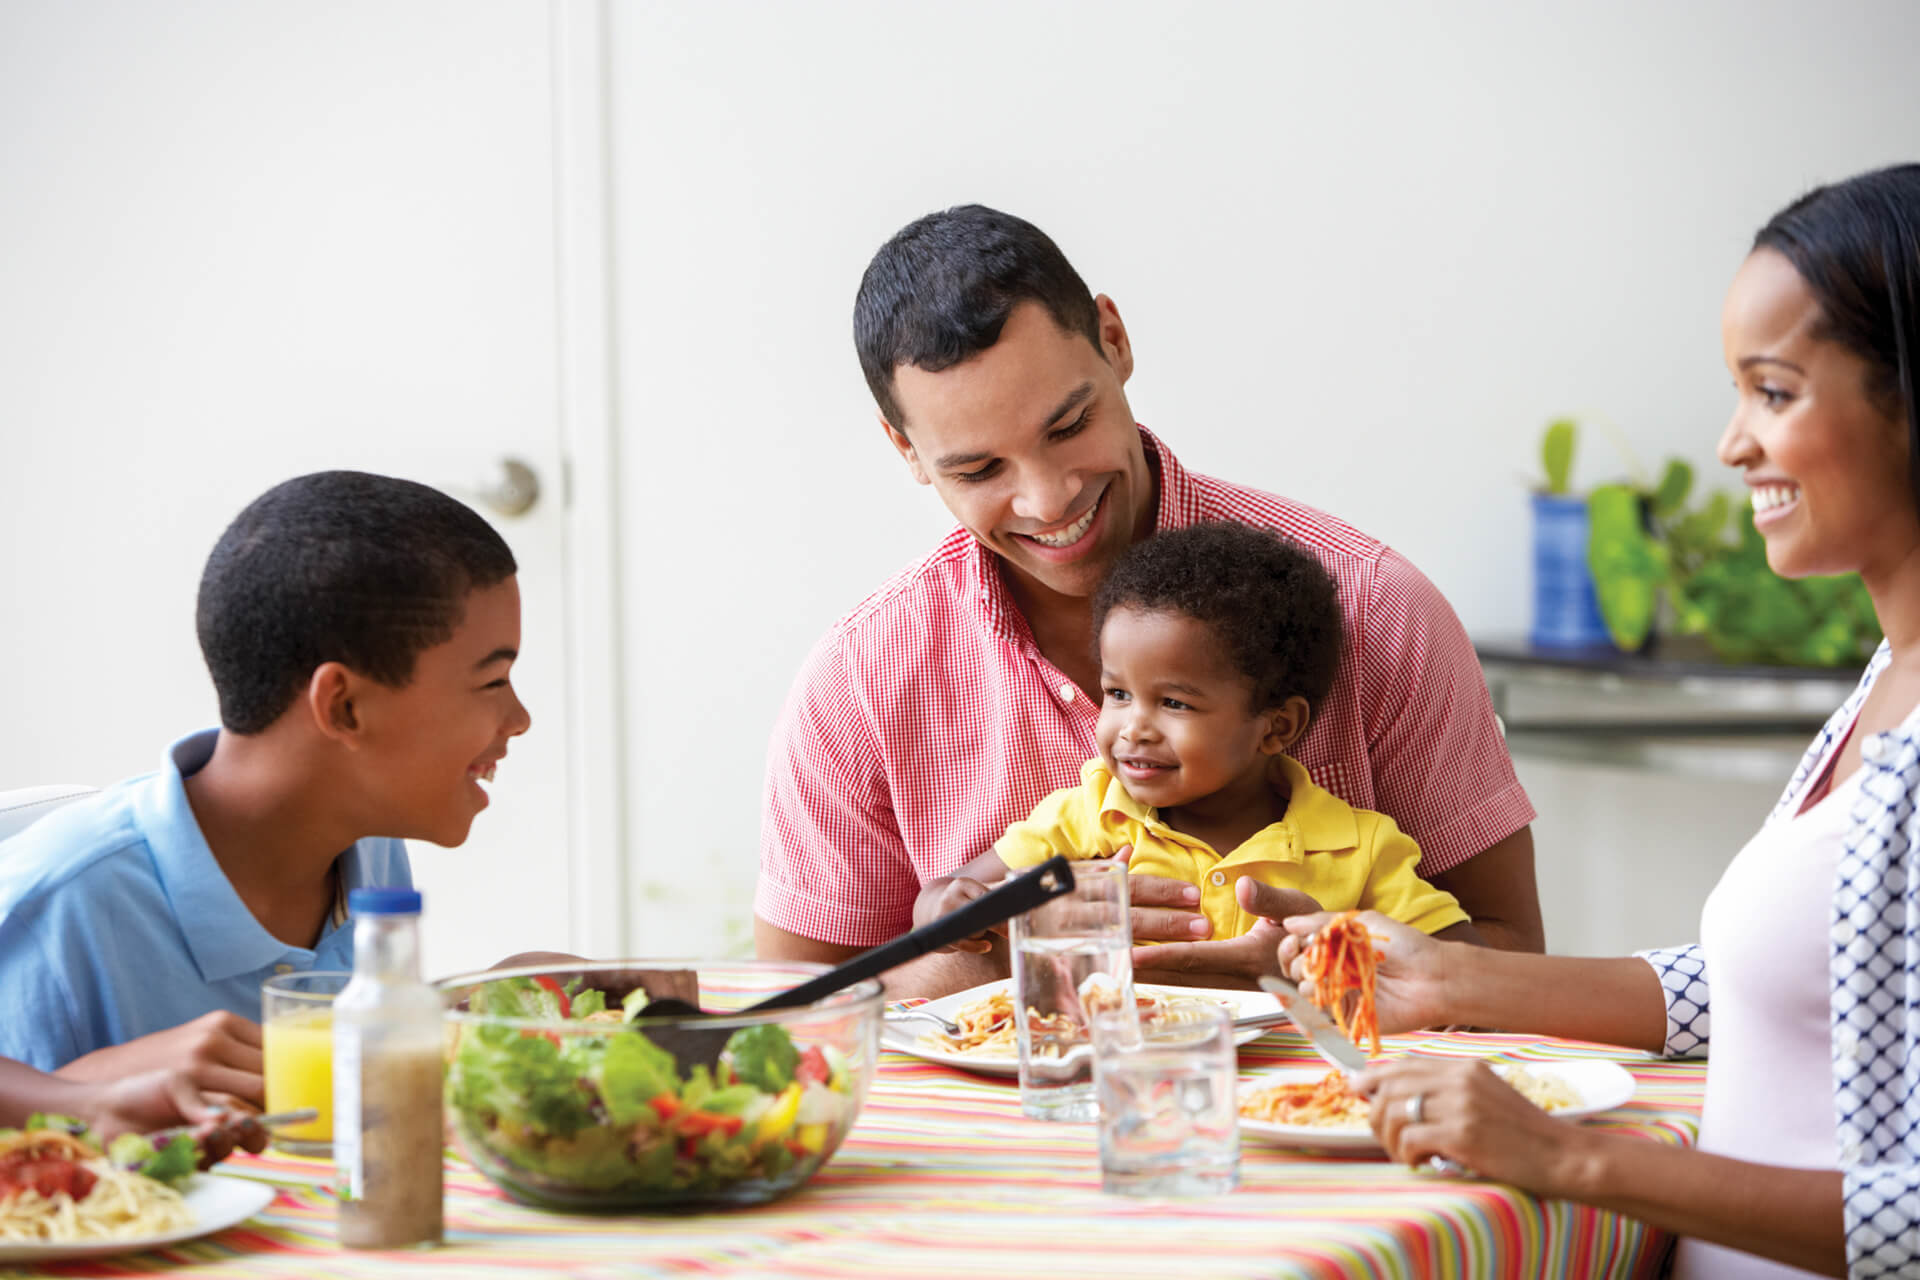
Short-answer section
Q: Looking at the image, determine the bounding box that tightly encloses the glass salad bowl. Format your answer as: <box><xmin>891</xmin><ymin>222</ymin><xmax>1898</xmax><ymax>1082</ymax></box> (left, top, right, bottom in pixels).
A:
<box><xmin>437</xmin><ymin>959</ymin><xmax>881</xmax><ymax>1210</ymax></box>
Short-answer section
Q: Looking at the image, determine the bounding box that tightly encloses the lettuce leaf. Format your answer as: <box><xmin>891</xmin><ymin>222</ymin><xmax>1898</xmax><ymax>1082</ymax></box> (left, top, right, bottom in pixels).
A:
<box><xmin>723</xmin><ymin>1024</ymin><xmax>799</xmax><ymax>1093</ymax></box>
<box><xmin>108</xmin><ymin>1131</ymin><xmax>198</xmax><ymax>1187</ymax></box>
<box><xmin>599</xmin><ymin>1031</ymin><xmax>679</xmax><ymax>1125</ymax></box>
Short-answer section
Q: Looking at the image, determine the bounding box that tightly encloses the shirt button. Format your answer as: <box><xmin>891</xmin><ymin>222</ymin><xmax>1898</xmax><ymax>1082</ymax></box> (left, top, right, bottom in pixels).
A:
<box><xmin>1058</xmin><ymin>682</ymin><xmax>1076</xmax><ymax>703</ymax></box>
<box><xmin>1862</xmin><ymin>737</ymin><xmax>1888</xmax><ymax>765</ymax></box>
<box><xmin>1210</xmin><ymin>871</ymin><xmax>1227</xmax><ymax>887</ymax></box>
<box><xmin>273</xmin><ymin>963</ymin><xmax>294</xmax><ymax>975</ymax></box>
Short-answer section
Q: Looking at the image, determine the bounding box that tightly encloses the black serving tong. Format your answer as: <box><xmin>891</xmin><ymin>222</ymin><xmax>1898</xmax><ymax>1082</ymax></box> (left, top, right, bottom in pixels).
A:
<box><xmin>634</xmin><ymin>856</ymin><xmax>1076</xmax><ymax>1071</ymax></box>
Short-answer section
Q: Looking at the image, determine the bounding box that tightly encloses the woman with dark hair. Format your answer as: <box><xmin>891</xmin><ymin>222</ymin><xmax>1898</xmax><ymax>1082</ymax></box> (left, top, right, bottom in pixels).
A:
<box><xmin>1272</xmin><ymin>165</ymin><xmax>1920</xmax><ymax>1279</ymax></box>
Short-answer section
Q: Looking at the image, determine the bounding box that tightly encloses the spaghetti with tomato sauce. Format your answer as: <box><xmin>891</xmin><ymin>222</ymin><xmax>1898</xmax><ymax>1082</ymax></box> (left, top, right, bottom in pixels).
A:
<box><xmin>0</xmin><ymin>1129</ymin><xmax>192</xmax><ymax>1244</ymax></box>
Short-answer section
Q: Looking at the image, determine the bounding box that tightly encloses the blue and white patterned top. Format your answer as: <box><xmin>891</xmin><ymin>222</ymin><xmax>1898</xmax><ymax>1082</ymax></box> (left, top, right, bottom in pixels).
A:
<box><xmin>1640</xmin><ymin>640</ymin><xmax>1920</xmax><ymax>1276</ymax></box>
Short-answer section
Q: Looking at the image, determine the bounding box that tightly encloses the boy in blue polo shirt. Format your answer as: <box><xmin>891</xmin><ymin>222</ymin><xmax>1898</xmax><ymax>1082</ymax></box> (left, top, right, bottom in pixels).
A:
<box><xmin>0</xmin><ymin>471</ymin><xmax>531</xmax><ymax>1102</ymax></box>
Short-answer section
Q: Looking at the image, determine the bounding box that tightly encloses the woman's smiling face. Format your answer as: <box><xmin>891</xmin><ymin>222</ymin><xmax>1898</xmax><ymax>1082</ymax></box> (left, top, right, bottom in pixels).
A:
<box><xmin>1717</xmin><ymin>248</ymin><xmax>1918</xmax><ymax>586</ymax></box>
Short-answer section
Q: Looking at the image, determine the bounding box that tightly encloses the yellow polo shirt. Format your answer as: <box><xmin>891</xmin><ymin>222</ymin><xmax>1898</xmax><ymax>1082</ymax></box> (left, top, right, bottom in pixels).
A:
<box><xmin>997</xmin><ymin>755</ymin><xmax>1467</xmax><ymax>939</ymax></box>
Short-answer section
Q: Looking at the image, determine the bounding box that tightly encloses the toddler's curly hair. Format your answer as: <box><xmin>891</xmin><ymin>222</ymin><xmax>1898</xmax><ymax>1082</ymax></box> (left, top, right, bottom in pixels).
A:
<box><xmin>1091</xmin><ymin>522</ymin><xmax>1343</xmax><ymax>717</ymax></box>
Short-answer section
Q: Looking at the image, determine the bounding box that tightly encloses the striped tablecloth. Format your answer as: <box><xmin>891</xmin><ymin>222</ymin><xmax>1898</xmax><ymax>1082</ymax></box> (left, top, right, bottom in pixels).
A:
<box><xmin>14</xmin><ymin>1027</ymin><xmax>1705</xmax><ymax>1280</ymax></box>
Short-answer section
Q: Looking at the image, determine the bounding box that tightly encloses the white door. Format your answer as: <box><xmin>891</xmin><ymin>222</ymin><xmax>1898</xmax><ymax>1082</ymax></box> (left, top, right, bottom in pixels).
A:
<box><xmin>0</xmin><ymin>0</ymin><xmax>611</xmax><ymax>978</ymax></box>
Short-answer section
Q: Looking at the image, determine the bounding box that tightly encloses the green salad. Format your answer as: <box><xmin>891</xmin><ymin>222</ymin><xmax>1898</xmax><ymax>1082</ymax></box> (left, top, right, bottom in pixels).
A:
<box><xmin>446</xmin><ymin>975</ymin><xmax>856</xmax><ymax>1204</ymax></box>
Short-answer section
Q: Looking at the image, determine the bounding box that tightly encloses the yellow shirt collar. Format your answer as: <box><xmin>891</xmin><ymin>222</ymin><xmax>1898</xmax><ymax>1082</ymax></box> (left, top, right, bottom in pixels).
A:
<box><xmin>1084</xmin><ymin>754</ymin><xmax>1360</xmax><ymax>856</ymax></box>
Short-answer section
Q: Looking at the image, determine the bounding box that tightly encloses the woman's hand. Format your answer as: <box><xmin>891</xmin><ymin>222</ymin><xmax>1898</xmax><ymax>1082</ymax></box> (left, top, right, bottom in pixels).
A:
<box><xmin>1130</xmin><ymin>876</ymin><xmax>1323</xmax><ymax>987</ymax></box>
<box><xmin>1360</xmin><ymin>1057</ymin><xmax>1594</xmax><ymax>1195</ymax></box>
<box><xmin>1278</xmin><ymin>910</ymin><xmax>1453</xmax><ymax>1035</ymax></box>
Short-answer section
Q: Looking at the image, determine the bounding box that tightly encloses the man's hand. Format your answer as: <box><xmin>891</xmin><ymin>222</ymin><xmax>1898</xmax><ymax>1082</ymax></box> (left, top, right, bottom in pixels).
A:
<box><xmin>913</xmin><ymin>876</ymin><xmax>1001</xmax><ymax>953</ymax></box>
<box><xmin>1112</xmin><ymin>846</ymin><xmax>1215</xmax><ymax>943</ymax></box>
<box><xmin>1129</xmin><ymin>878</ymin><xmax>1323</xmax><ymax>987</ymax></box>
<box><xmin>55</xmin><ymin>1011</ymin><xmax>264</xmax><ymax>1109</ymax></box>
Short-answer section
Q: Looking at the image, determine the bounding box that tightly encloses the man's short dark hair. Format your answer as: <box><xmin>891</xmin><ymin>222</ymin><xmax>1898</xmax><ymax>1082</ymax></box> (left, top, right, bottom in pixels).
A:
<box><xmin>854</xmin><ymin>204</ymin><xmax>1103</xmax><ymax>427</ymax></box>
<box><xmin>1091</xmin><ymin>522</ymin><xmax>1343</xmax><ymax>718</ymax></box>
<box><xmin>197</xmin><ymin>471</ymin><xmax>518</xmax><ymax>734</ymax></box>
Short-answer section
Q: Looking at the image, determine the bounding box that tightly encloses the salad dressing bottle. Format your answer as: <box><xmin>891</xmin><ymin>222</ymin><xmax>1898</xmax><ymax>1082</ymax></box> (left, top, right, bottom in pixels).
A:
<box><xmin>332</xmin><ymin>888</ymin><xmax>444</xmax><ymax>1250</ymax></box>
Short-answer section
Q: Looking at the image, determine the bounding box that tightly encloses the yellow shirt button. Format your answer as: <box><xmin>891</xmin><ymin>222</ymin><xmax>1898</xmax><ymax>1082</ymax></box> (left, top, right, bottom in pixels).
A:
<box><xmin>1210</xmin><ymin>871</ymin><xmax>1227</xmax><ymax>886</ymax></box>
<box><xmin>273</xmin><ymin>963</ymin><xmax>294</xmax><ymax>974</ymax></box>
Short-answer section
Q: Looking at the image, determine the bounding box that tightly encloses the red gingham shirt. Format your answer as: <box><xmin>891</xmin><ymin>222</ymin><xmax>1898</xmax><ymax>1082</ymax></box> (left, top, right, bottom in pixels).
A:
<box><xmin>756</xmin><ymin>429</ymin><xmax>1534</xmax><ymax>946</ymax></box>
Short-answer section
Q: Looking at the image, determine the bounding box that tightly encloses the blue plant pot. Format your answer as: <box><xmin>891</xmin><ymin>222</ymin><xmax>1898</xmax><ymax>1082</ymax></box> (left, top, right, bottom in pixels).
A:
<box><xmin>1529</xmin><ymin>493</ymin><xmax>1614</xmax><ymax>650</ymax></box>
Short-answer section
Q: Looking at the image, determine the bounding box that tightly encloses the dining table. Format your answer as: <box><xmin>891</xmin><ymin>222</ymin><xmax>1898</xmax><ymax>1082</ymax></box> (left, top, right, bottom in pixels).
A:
<box><xmin>16</xmin><ymin>1021</ymin><xmax>1706</xmax><ymax>1280</ymax></box>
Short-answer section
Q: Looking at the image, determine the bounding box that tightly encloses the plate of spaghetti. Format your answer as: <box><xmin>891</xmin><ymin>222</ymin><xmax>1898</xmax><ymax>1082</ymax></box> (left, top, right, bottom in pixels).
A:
<box><xmin>1236</xmin><ymin>1060</ymin><xmax>1636</xmax><ymax>1149</ymax></box>
<box><xmin>0</xmin><ymin>1119</ymin><xmax>275</xmax><ymax>1263</ymax></box>
<box><xmin>882</xmin><ymin>981</ymin><xmax>1281</xmax><ymax>1077</ymax></box>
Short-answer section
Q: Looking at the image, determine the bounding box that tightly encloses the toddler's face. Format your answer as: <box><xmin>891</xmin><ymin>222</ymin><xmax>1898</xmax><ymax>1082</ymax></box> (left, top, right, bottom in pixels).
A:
<box><xmin>1093</xmin><ymin>606</ymin><xmax>1281</xmax><ymax>816</ymax></box>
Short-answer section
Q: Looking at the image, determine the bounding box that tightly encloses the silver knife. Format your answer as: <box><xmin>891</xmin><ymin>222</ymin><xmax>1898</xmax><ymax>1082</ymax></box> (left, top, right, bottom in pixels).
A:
<box><xmin>1258</xmin><ymin>974</ymin><xmax>1370</xmax><ymax>1076</ymax></box>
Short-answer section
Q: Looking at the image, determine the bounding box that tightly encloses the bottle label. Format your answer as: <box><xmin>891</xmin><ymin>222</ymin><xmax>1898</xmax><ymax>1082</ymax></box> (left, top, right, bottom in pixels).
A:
<box><xmin>333</xmin><ymin>1029</ymin><xmax>363</xmax><ymax>1201</ymax></box>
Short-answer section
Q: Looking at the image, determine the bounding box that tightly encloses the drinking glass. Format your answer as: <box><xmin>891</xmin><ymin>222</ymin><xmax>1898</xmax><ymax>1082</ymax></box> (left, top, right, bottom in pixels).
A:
<box><xmin>1091</xmin><ymin>1002</ymin><xmax>1240</xmax><ymax>1196</ymax></box>
<box><xmin>261</xmin><ymin>970</ymin><xmax>351</xmax><ymax>1157</ymax></box>
<box><xmin>1008</xmin><ymin>859</ymin><xmax>1133</xmax><ymax>1121</ymax></box>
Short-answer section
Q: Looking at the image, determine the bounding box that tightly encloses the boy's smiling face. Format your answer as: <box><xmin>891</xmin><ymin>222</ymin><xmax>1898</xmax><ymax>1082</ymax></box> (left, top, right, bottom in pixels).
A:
<box><xmin>346</xmin><ymin>575</ymin><xmax>532</xmax><ymax>847</ymax></box>
<box><xmin>1094</xmin><ymin>606</ymin><xmax>1295</xmax><ymax>822</ymax></box>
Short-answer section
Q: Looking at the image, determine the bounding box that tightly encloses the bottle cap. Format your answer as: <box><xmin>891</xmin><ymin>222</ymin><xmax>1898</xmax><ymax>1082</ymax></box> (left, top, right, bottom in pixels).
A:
<box><xmin>348</xmin><ymin>887</ymin><xmax>423</xmax><ymax>915</ymax></box>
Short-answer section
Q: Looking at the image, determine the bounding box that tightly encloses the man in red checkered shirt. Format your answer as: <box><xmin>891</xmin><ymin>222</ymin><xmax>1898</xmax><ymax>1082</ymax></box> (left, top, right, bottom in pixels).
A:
<box><xmin>755</xmin><ymin>206</ymin><xmax>1541</xmax><ymax>996</ymax></box>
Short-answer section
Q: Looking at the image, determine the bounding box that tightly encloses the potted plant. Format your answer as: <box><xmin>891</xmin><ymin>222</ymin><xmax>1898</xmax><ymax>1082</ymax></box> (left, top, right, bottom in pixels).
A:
<box><xmin>1528</xmin><ymin>418</ymin><xmax>1614</xmax><ymax>650</ymax></box>
<box><xmin>1586</xmin><ymin>465</ymin><xmax>1881</xmax><ymax>667</ymax></box>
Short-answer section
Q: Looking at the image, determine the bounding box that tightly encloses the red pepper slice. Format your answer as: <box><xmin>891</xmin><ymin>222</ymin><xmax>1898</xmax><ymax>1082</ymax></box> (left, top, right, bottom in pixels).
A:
<box><xmin>532</xmin><ymin>975</ymin><xmax>572</xmax><ymax>1019</ymax></box>
<box><xmin>677</xmin><ymin>1110</ymin><xmax>744</xmax><ymax>1138</ymax></box>
<box><xmin>795</xmin><ymin>1046</ymin><xmax>830</xmax><ymax>1085</ymax></box>
<box><xmin>649</xmin><ymin>1094</ymin><xmax>680</xmax><ymax>1121</ymax></box>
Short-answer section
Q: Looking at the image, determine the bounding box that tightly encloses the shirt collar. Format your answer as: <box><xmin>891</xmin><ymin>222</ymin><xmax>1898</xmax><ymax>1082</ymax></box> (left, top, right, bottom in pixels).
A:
<box><xmin>1091</xmin><ymin>754</ymin><xmax>1360</xmax><ymax>857</ymax></box>
<box><xmin>137</xmin><ymin>730</ymin><xmax>349</xmax><ymax>982</ymax></box>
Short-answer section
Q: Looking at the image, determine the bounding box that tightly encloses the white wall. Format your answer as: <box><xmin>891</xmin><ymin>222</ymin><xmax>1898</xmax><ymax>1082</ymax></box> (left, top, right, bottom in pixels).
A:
<box><xmin>5</xmin><ymin>2</ymin><xmax>1917</xmax><ymax>966</ymax></box>
<box><xmin>605</xmin><ymin>0</ymin><xmax>1920</xmax><ymax>955</ymax></box>
<box><xmin>0</xmin><ymin>0</ymin><xmax>582</xmax><ymax>976</ymax></box>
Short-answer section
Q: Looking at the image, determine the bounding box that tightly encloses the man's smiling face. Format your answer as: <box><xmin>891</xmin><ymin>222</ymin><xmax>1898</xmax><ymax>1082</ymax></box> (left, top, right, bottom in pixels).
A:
<box><xmin>882</xmin><ymin>298</ymin><xmax>1157</xmax><ymax>603</ymax></box>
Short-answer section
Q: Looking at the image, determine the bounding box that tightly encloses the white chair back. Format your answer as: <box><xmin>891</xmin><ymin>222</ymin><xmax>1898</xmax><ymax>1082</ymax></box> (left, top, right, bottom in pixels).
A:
<box><xmin>0</xmin><ymin>785</ymin><xmax>96</xmax><ymax>844</ymax></box>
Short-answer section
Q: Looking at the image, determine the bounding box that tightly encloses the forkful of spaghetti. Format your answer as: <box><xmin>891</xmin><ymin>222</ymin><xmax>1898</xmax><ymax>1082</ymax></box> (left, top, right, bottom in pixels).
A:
<box><xmin>1300</xmin><ymin>910</ymin><xmax>1384</xmax><ymax>1057</ymax></box>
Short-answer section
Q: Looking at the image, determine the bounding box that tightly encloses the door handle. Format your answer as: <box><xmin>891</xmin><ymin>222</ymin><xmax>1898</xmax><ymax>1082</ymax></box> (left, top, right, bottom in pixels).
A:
<box><xmin>462</xmin><ymin>457</ymin><xmax>540</xmax><ymax>518</ymax></box>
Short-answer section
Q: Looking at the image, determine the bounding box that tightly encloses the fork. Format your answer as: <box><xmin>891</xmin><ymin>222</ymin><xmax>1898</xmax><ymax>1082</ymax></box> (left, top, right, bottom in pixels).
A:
<box><xmin>885</xmin><ymin>1007</ymin><xmax>963</xmax><ymax>1036</ymax></box>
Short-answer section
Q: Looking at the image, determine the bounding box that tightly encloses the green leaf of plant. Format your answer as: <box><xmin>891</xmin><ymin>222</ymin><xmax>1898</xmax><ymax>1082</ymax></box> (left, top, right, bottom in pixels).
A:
<box><xmin>1541</xmin><ymin>418</ymin><xmax>1576</xmax><ymax>495</ymax></box>
<box><xmin>1650</xmin><ymin>458</ymin><xmax>1692</xmax><ymax>519</ymax></box>
<box><xmin>1586</xmin><ymin>484</ymin><xmax>1665</xmax><ymax>650</ymax></box>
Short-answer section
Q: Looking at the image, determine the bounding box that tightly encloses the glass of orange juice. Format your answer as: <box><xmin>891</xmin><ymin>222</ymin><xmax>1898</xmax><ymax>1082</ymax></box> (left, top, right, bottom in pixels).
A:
<box><xmin>262</xmin><ymin>971</ymin><xmax>351</xmax><ymax>1158</ymax></box>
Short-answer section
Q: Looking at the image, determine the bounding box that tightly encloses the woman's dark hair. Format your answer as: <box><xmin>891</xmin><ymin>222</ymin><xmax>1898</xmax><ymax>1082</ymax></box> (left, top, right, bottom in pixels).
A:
<box><xmin>1753</xmin><ymin>164</ymin><xmax>1920</xmax><ymax>513</ymax></box>
<box><xmin>1091</xmin><ymin>522</ymin><xmax>1343</xmax><ymax>719</ymax></box>
<box><xmin>853</xmin><ymin>204</ymin><xmax>1103</xmax><ymax>428</ymax></box>
<box><xmin>197</xmin><ymin>470</ymin><xmax>517</xmax><ymax>733</ymax></box>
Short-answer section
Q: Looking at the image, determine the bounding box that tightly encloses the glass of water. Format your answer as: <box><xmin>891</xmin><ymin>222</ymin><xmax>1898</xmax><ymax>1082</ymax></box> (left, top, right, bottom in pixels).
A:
<box><xmin>1091</xmin><ymin>1002</ymin><xmax>1240</xmax><ymax>1196</ymax></box>
<box><xmin>1009</xmin><ymin>859</ymin><xmax>1133</xmax><ymax>1121</ymax></box>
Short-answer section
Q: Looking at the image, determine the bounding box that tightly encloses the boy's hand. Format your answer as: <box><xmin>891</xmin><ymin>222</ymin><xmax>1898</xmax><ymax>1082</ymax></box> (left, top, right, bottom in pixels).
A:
<box><xmin>55</xmin><ymin>1011</ymin><xmax>265</xmax><ymax>1109</ymax></box>
<box><xmin>913</xmin><ymin>876</ymin><xmax>1002</xmax><ymax>952</ymax></box>
<box><xmin>79</xmin><ymin>1070</ymin><xmax>270</xmax><ymax>1166</ymax></box>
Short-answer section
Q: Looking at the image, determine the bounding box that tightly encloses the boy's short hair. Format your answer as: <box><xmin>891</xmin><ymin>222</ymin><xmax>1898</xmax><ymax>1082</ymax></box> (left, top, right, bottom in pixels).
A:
<box><xmin>197</xmin><ymin>471</ymin><xmax>517</xmax><ymax>734</ymax></box>
<box><xmin>854</xmin><ymin>204</ymin><xmax>1103</xmax><ymax>429</ymax></box>
<box><xmin>1091</xmin><ymin>522</ymin><xmax>1343</xmax><ymax>718</ymax></box>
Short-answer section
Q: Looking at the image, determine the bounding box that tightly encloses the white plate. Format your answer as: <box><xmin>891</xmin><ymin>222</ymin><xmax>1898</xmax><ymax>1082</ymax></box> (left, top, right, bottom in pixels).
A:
<box><xmin>0</xmin><ymin>1173</ymin><xmax>276</xmax><ymax>1264</ymax></box>
<box><xmin>882</xmin><ymin>980</ymin><xmax>1282</xmax><ymax>1077</ymax></box>
<box><xmin>1237</xmin><ymin>1059</ymin><xmax>1638</xmax><ymax>1150</ymax></box>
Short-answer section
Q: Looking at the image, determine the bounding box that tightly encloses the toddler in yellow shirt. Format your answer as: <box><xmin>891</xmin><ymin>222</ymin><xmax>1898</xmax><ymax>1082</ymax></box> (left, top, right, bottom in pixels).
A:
<box><xmin>914</xmin><ymin>522</ymin><xmax>1474</xmax><ymax>948</ymax></box>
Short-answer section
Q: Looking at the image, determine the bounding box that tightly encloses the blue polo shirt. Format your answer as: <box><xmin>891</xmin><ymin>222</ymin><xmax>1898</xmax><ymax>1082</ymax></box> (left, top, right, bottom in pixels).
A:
<box><xmin>0</xmin><ymin>730</ymin><xmax>411</xmax><ymax>1070</ymax></box>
